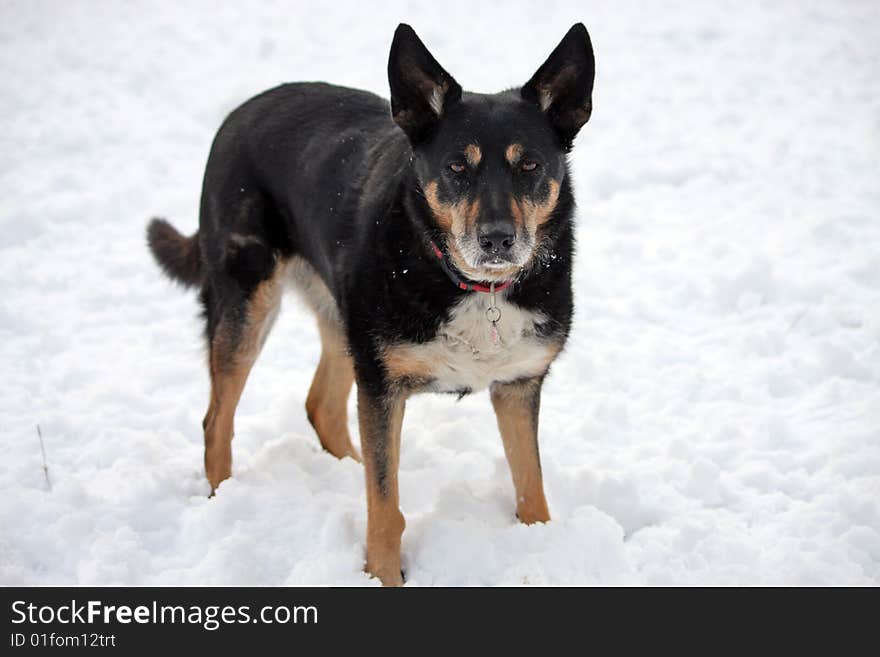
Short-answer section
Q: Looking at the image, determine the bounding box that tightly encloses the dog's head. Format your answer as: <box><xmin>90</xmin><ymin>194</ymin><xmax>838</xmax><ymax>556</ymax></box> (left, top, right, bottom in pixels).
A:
<box><xmin>389</xmin><ymin>23</ymin><xmax>594</xmax><ymax>282</ymax></box>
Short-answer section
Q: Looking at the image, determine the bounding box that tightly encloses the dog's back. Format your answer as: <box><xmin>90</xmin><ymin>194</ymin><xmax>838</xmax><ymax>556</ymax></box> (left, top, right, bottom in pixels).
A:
<box><xmin>151</xmin><ymin>83</ymin><xmax>406</xmax><ymax>291</ymax></box>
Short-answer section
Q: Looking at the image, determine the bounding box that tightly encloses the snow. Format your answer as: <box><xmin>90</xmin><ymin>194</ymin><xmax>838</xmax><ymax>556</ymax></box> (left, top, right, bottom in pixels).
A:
<box><xmin>1</xmin><ymin>0</ymin><xmax>878</xmax><ymax>585</ymax></box>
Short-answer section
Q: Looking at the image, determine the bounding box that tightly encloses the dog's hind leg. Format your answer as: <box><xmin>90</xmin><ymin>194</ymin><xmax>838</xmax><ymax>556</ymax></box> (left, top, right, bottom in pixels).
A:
<box><xmin>202</xmin><ymin>265</ymin><xmax>282</xmax><ymax>494</ymax></box>
<box><xmin>490</xmin><ymin>377</ymin><xmax>551</xmax><ymax>524</ymax></box>
<box><xmin>306</xmin><ymin>318</ymin><xmax>360</xmax><ymax>461</ymax></box>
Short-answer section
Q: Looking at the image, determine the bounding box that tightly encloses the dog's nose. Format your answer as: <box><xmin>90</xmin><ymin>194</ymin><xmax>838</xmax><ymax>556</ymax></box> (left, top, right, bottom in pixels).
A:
<box><xmin>478</xmin><ymin>223</ymin><xmax>516</xmax><ymax>254</ymax></box>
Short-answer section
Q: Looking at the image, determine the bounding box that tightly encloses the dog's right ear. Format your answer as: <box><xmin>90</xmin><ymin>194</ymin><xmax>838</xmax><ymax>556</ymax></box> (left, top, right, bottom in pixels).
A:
<box><xmin>388</xmin><ymin>24</ymin><xmax>462</xmax><ymax>143</ymax></box>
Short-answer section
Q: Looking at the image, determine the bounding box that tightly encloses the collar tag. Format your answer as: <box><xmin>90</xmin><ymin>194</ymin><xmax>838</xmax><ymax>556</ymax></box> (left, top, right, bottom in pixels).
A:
<box><xmin>486</xmin><ymin>281</ymin><xmax>502</xmax><ymax>346</ymax></box>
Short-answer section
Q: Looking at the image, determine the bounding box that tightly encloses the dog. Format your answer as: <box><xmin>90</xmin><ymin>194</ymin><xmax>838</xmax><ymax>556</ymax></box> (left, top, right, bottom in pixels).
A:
<box><xmin>147</xmin><ymin>23</ymin><xmax>594</xmax><ymax>586</ymax></box>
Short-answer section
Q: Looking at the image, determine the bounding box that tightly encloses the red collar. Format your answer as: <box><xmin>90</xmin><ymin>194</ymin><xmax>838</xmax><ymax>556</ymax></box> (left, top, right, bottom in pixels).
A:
<box><xmin>429</xmin><ymin>241</ymin><xmax>513</xmax><ymax>293</ymax></box>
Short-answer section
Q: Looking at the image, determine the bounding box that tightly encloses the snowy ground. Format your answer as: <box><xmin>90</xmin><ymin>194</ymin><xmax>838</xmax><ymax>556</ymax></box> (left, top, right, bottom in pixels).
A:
<box><xmin>1</xmin><ymin>0</ymin><xmax>878</xmax><ymax>585</ymax></box>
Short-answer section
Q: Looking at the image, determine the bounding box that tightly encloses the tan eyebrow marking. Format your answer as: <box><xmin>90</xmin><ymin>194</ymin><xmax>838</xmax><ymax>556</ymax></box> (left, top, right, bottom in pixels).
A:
<box><xmin>505</xmin><ymin>143</ymin><xmax>524</xmax><ymax>165</ymax></box>
<box><xmin>464</xmin><ymin>144</ymin><xmax>482</xmax><ymax>167</ymax></box>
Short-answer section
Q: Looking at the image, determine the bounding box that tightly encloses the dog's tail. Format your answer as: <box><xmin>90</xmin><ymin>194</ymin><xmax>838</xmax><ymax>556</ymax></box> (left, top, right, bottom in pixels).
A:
<box><xmin>146</xmin><ymin>218</ymin><xmax>202</xmax><ymax>288</ymax></box>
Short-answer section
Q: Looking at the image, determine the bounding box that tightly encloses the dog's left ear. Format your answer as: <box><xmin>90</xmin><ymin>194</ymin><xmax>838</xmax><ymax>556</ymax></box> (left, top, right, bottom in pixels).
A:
<box><xmin>522</xmin><ymin>23</ymin><xmax>595</xmax><ymax>150</ymax></box>
<box><xmin>388</xmin><ymin>24</ymin><xmax>462</xmax><ymax>143</ymax></box>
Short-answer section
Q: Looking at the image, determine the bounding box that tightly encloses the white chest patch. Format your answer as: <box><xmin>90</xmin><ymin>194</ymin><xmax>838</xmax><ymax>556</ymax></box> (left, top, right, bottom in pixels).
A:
<box><xmin>384</xmin><ymin>293</ymin><xmax>560</xmax><ymax>393</ymax></box>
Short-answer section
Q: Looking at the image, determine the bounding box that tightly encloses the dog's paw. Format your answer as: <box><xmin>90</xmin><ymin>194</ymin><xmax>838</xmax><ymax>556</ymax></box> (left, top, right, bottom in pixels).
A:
<box><xmin>365</xmin><ymin>563</ymin><xmax>405</xmax><ymax>587</ymax></box>
<box><xmin>515</xmin><ymin>509</ymin><xmax>551</xmax><ymax>525</ymax></box>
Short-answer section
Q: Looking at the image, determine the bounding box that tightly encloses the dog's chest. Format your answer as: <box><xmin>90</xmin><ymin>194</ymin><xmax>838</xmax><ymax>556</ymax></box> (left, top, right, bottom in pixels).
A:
<box><xmin>385</xmin><ymin>294</ymin><xmax>559</xmax><ymax>392</ymax></box>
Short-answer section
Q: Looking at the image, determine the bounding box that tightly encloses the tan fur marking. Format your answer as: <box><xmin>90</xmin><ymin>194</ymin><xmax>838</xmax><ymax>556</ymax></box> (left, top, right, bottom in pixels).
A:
<box><xmin>306</xmin><ymin>317</ymin><xmax>360</xmax><ymax>461</ymax></box>
<box><xmin>424</xmin><ymin>181</ymin><xmax>482</xmax><ymax>236</ymax></box>
<box><xmin>203</xmin><ymin>272</ymin><xmax>282</xmax><ymax>492</ymax></box>
<box><xmin>382</xmin><ymin>345</ymin><xmax>439</xmax><ymax>383</ymax></box>
<box><xmin>490</xmin><ymin>379</ymin><xmax>550</xmax><ymax>524</ymax></box>
<box><xmin>424</xmin><ymin>181</ymin><xmax>454</xmax><ymax>231</ymax></box>
<box><xmin>505</xmin><ymin>143</ymin><xmax>524</xmax><ymax>165</ymax></box>
<box><xmin>360</xmin><ymin>389</ymin><xmax>407</xmax><ymax>586</ymax></box>
<box><xmin>510</xmin><ymin>178</ymin><xmax>561</xmax><ymax>239</ymax></box>
<box><xmin>533</xmin><ymin>339</ymin><xmax>563</xmax><ymax>372</ymax></box>
<box><xmin>464</xmin><ymin>144</ymin><xmax>482</xmax><ymax>167</ymax></box>
<box><xmin>531</xmin><ymin>178</ymin><xmax>561</xmax><ymax>227</ymax></box>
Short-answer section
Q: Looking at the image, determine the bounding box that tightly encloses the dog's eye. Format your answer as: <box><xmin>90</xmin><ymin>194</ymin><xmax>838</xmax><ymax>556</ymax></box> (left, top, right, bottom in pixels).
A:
<box><xmin>521</xmin><ymin>160</ymin><xmax>539</xmax><ymax>172</ymax></box>
<box><xmin>449</xmin><ymin>162</ymin><xmax>466</xmax><ymax>174</ymax></box>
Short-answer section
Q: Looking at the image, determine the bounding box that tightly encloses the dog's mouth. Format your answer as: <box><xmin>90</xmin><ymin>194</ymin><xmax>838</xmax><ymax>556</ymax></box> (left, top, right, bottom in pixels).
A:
<box><xmin>480</xmin><ymin>254</ymin><xmax>518</xmax><ymax>268</ymax></box>
<box><xmin>448</xmin><ymin>235</ymin><xmax>534</xmax><ymax>282</ymax></box>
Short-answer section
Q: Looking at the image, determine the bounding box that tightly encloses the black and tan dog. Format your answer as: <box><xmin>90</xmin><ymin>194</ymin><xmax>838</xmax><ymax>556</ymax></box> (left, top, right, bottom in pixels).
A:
<box><xmin>148</xmin><ymin>23</ymin><xmax>594</xmax><ymax>585</ymax></box>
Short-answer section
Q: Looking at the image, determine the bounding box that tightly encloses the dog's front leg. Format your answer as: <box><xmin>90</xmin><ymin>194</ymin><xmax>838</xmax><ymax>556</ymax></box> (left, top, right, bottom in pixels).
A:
<box><xmin>490</xmin><ymin>377</ymin><xmax>551</xmax><ymax>524</ymax></box>
<box><xmin>357</xmin><ymin>385</ymin><xmax>406</xmax><ymax>586</ymax></box>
